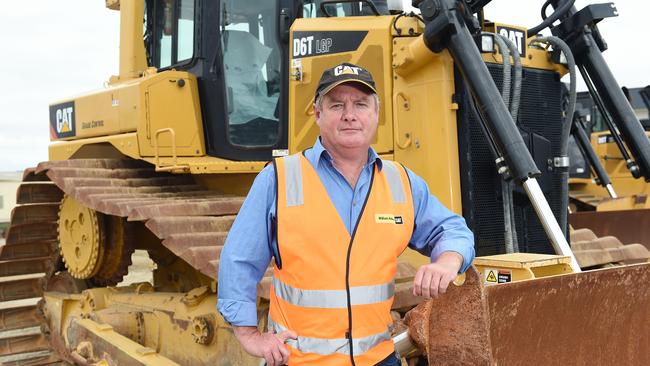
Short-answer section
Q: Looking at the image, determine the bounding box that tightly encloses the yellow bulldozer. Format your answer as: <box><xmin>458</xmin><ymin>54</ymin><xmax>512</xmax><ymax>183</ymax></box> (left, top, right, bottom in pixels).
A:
<box><xmin>568</xmin><ymin>85</ymin><xmax>650</xmax><ymax>260</ymax></box>
<box><xmin>1</xmin><ymin>0</ymin><xmax>649</xmax><ymax>365</ymax></box>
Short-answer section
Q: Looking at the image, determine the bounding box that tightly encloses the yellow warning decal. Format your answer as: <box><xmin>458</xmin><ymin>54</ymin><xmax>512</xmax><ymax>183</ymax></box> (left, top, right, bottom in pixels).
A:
<box><xmin>484</xmin><ymin>267</ymin><xmax>513</xmax><ymax>285</ymax></box>
<box><xmin>485</xmin><ymin>270</ymin><xmax>498</xmax><ymax>283</ymax></box>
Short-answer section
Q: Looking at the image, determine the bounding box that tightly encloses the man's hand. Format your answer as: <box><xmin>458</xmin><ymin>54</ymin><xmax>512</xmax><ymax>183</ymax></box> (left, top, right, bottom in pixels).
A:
<box><xmin>413</xmin><ymin>251</ymin><xmax>464</xmax><ymax>298</ymax></box>
<box><xmin>233</xmin><ymin>326</ymin><xmax>297</xmax><ymax>366</ymax></box>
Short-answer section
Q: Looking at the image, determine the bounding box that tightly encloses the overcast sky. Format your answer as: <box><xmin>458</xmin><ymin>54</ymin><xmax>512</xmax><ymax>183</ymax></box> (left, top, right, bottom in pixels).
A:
<box><xmin>0</xmin><ymin>0</ymin><xmax>647</xmax><ymax>171</ymax></box>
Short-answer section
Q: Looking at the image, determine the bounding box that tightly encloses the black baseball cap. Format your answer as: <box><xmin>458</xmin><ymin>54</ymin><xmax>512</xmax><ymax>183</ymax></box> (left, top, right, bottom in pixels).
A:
<box><xmin>314</xmin><ymin>62</ymin><xmax>377</xmax><ymax>101</ymax></box>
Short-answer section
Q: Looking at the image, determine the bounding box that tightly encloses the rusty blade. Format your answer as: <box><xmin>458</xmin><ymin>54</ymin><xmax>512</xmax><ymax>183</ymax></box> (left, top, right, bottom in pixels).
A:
<box><xmin>0</xmin><ymin>278</ymin><xmax>44</xmax><ymax>302</ymax></box>
<box><xmin>10</xmin><ymin>204</ymin><xmax>59</xmax><ymax>226</ymax></box>
<box><xmin>486</xmin><ymin>264</ymin><xmax>650</xmax><ymax>365</ymax></box>
<box><xmin>406</xmin><ymin>264</ymin><xmax>650</xmax><ymax>366</ymax></box>
<box><xmin>571</xmin><ymin>209</ymin><xmax>650</xmax><ymax>250</ymax></box>
<box><xmin>146</xmin><ymin>216</ymin><xmax>235</xmax><ymax>239</ymax></box>
<box><xmin>0</xmin><ymin>257</ymin><xmax>53</xmax><ymax>277</ymax></box>
<box><xmin>16</xmin><ymin>183</ymin><xmax>62</xmax><ymax>205</ymax></box>
<box><xmin>127</xmin><ymin>197</ymin><xmax>244</xmax><ymax>221</ymax></box>
<box><xmin>0</xmin><ymin>333</ymin><xmax>51</xmax><ymax>355</ymax></box>
<box><xmin>405</xmin><ymin>267</ymin><xmax>492</xmax><ymax>365</ymax></box>
<box><xmin>0</xmin><ymin>306</ymin><xmax>41</xmax><ymax>331</ymax></box>
<box><xmin>5</xmin><ymin>223</ymin><xmax>58</xmax><ymax>246</ymax></box>
<box><xmin>0</xmin><ymin>242</ymin><xmax>57</xmax><ymax>262</ymax></box>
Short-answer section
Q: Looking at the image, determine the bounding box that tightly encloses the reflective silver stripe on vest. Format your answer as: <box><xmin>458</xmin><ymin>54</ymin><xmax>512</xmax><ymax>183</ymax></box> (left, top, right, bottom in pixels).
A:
<box><xmin>284</xmin><ymin>154</ymin><xmax>303</xmax><ymax>207</ymax></box>
<box><xmin>272</xmin><ymin>277</ymin><xmax>394</xmax><ymax>308</ymax></box>
<box><xmin>382</xmin><ymin>161</ymin><xmax>406</xmax><ymax>204</ymax></box>
<box><xmin>268</xmin><ymin>317</ymin><xmax>393</xmax><ymax>356</ymax></box>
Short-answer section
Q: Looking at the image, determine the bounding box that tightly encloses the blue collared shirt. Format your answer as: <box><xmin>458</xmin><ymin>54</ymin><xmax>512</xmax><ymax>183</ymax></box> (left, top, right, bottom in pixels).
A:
<box><xmin>217</xmin><ymin>138</ymin><xmax>475</xmax><ymax>326</ymax></box>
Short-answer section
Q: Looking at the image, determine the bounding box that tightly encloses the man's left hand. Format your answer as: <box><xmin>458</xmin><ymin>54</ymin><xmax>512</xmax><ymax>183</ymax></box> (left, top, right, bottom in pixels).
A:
<box><xmin>412</xmin><ymin>251</ymin><xmax>464</xmax><ymax>298</ymax></box>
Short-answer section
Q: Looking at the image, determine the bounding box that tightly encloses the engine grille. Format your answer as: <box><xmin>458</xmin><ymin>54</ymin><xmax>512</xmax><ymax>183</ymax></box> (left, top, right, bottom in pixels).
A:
<box><xmin>456</xmin><ymin>64</ymin><xmax>566</xmax><ymax>256</ymax></box>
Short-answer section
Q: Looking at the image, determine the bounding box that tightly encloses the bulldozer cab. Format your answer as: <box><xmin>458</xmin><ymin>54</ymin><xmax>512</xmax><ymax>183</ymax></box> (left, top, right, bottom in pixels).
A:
<box><xmin>145</xmin><ymin>0</ymin><xmax>292</xmax><ymax>161</ymax></box>
<box><xmin>143</xmin><ymin>0</ymin><xmax>393</xmax><ymax>162</ymax></box>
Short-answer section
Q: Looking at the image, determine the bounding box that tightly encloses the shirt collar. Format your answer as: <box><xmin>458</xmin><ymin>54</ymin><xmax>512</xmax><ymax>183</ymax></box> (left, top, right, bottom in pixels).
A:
<box><xmin>311</xmin><ymin>137</ymin><xmax>383</xmax><ymax>171</ymax></box>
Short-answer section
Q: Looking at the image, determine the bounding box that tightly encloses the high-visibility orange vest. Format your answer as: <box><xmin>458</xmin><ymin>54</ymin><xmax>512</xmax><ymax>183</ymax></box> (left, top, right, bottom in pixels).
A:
<box><xmin>269</xmin><ymin>153</ymin><xmax>414</xmax><ymax>365</ymax></box>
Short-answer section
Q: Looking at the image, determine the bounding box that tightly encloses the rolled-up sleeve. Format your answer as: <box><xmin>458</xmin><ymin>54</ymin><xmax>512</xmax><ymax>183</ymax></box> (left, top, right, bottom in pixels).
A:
<box><xmin>217</xmin><ymin>165</ymin><xmax>276</xmax><ymax>326</ymax></box>
<box><xmin>405</xmin><ymin>168</ymin><xmax>475</xmax><ymax>273</ymax></box>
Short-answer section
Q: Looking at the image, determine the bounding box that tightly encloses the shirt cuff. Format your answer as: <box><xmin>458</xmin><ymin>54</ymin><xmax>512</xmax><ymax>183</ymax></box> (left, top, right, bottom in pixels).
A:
<box><xmin>217</xmin><ymin>299</ymin><xmax>259</xmax><ymax>327</ymax></box>
<box><xmin>430</xmin><ymin>242</ymin><xmax>474</xmax><ymax>274</ymax></box>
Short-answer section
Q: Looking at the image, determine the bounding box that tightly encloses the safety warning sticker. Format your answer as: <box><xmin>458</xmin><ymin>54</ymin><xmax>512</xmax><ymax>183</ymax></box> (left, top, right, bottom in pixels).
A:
<box><xmin>484</xmin><ymin>268</ymin><xmax>512</xmax><ymax>285</ymax></box>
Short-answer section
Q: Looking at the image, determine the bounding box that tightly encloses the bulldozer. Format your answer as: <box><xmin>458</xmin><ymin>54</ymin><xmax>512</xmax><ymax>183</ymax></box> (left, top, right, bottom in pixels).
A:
<box><xmin>1</xmin><ymin>0</ymin><xmax>649</xmax><ymax>364</ymax></box>
<box><xmin>569</xmin><ymin>84</ymin><xmax>650</xmax><ymax>256</ymax></box>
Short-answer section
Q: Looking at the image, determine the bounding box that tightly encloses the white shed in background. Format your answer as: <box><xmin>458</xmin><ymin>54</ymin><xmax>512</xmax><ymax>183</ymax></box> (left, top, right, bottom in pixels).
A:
<box><xmin>0</xmin><ymin>172</ymin><xmax>22</xmax><ymax>224</ymax></box>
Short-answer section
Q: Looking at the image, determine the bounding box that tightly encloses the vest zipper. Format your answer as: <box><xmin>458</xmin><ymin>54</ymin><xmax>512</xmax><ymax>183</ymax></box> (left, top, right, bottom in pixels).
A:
<box><xmin>345</xmin><ymin>167</ymin><xmax>375</xmax><ymax>365</ymax></box>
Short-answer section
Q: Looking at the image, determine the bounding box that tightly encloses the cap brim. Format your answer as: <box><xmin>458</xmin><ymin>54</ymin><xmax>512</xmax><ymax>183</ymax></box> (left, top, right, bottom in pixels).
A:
<box><xmin>316</xmin><ymin>79</ymin><xmax>377</xmax><ymax>101</ymax></box>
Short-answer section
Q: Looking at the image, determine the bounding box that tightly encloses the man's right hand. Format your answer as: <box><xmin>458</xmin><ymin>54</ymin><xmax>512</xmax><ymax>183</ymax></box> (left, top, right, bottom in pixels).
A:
<box><xmin>233</xmin><ymin>325</ymin><xmax>298</xmax><ymax>366</ymax></box>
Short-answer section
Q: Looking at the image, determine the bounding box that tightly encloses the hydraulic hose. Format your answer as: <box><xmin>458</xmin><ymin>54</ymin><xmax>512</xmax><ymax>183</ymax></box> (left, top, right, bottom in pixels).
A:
<box><xmin>492</xmin><ymin>33</ymin><xmax>522</xmax><ymax>252</ymax></box>
<box><xmin>528</xmin><ymin>0</ymin><xmax>575</xmax><ymax>37</ymax></box>
<box><xmin>487</xmin><ymin>33</ymin><xmax>511</xmax><ymax>111</ymax></box>
<box><xmin>529</xmin><ymin>36</ymin><xmax>576</xmax><ymax>237</ymax></box>
<box><xmin>530</xmin><ymin>36</ymin><xmax>576</xmax><ymax>161</ymax></box>
<box><xmin>497</xmin><ymin>35</ymin><xmax>522</xmax><ymax>122</ymax></box>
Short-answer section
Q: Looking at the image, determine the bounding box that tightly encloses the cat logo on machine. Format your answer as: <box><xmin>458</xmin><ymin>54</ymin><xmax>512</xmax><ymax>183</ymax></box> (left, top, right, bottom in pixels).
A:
<box><xmin>49</xmin><ymin>101</ymin><xmax>76</xmax><ymax>139</ymax></box>
<box><xmin>496</xmin><ymin>26</ymin><xmax>527</xmax><ymax>57</ymax></box>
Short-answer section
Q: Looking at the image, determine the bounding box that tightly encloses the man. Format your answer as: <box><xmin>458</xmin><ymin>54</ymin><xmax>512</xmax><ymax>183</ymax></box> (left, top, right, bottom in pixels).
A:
<box><xmin>218</xmin><ymin>62</ymin><xmax>475</xmax><ymax>366</ymax></box>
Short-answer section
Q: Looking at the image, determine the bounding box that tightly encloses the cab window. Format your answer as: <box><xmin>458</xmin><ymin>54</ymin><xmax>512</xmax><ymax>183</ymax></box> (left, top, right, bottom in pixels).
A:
<box><xmin>155</xmin><ymin>0</ymin><xmax>195</xmax><ymax>68</ymax></box>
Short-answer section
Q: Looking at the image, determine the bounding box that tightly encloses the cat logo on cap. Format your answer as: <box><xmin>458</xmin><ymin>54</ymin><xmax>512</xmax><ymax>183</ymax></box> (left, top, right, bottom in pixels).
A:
<box><xmin>334</xmin><ymin>65</ymin><xmax>362</xmax><ymax>76</ymax></box>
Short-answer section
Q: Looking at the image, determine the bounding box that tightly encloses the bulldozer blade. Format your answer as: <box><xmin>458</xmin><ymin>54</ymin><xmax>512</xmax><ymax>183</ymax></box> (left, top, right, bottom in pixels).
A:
<box><xmin>406</xmin><ymin>264</ymin><xmax>650</xmax><ymax>365</ymax></box>
<box><xmin>571</xmin><ymin>209</ymin><xmax>650</xmax><ymax>250</ymax></box>
<box><xmin>0</xmin><ymin>306</ymin><xmax>41</xmax><ymax>331</ymax></box>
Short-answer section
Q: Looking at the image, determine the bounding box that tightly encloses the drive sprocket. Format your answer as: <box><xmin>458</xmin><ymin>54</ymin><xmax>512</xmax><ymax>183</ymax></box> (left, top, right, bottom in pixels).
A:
<box><xmin>57</xmin><ymin>195</ymin><xmax>134</xmax><ymax>284</ymax></box>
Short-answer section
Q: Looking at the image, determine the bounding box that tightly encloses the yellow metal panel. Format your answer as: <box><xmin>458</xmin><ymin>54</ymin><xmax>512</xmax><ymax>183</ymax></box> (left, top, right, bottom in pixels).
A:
<box><xmin>392</xmin><ymin>37</ymin><xmax>462</xmax><ymax>213</ymax></box>
<box><xmin>139</xmin><ymin>73</ymin><xmax>205</xmax><ymax>157</ymax></box>
<box><xmin>481</xmin><ymin>22</ymin><xmax>566</xmax><ymax>74</ymax></box>
<box><xmin>289</xmin><ymin>16</ymin><xmax>396</xmax><ymax>155</ymax></box>
<box><xmin>117</xmin><ymin>0</ymin><xmax>147</xmax><ymax>81</ymax></box>
<box><xmin>75</xmin><ymin>319</ymin><xmax>181</xmax><ymax>366</ymax></box>
<box><xmin>474</xmin><ymin>253</ymin><xmax>572</xmax><ymax>269</ymax></box>
<box><xmin>49</xmin><ymin>133</ymin><xmax>140</xmax><ymax>161</ymax></box>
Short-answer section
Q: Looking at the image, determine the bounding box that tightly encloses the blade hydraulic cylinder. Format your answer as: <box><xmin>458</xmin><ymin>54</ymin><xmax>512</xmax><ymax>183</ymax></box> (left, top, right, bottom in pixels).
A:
<box><xmin>571</xmin><ymin>116</ymin><xmax>617</xmax><ymax>197</ymax></box>
<box><xmin>415</xmin><ymin>0</ymin><xmax>579</xmax><ymax>270</ymax></box>
<box><xmin>551</xmin><ymin>1</ymin><xmax>650</xmax><ymax>181</ymax></box>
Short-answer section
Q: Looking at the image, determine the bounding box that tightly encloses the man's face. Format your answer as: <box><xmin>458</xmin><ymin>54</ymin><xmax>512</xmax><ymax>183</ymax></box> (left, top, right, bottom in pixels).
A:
<box><xmin>314</xmin><ymin>83</ymin><xmax>379</xmax><ymax>152</ymax></box>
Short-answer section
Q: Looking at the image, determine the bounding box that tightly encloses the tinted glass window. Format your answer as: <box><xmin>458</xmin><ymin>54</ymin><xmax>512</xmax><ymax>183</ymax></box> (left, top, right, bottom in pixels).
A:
<box><xmin>221</xmin><ymin>1</ymin><xmax>281</xmax><ymax>147</ymax></box>
<box><xmin>155</xmin><ymin>0</ymin><xmax>194</xmax><ymax>68</ymax></box>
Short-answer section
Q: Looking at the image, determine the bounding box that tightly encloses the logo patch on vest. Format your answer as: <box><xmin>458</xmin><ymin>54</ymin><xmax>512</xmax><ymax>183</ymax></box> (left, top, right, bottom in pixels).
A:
<box><xmin>375</xmin><ymin>214</ymin><xmax>403</xmax><ymax>224</ymax></box>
